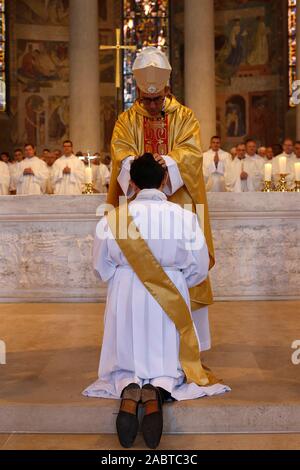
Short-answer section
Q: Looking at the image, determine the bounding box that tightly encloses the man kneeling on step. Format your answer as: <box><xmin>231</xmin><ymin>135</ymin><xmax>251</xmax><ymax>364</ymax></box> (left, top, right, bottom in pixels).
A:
<box><xmin>83</xmin><ymin>153</ymin><xmax>229</xmax><ymax>449</ymax></box>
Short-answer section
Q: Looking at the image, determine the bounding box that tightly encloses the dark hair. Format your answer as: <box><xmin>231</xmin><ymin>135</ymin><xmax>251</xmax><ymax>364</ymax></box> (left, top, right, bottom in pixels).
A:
<box><xmin>24</xmin><ymin>143</ymin><xmax>35</xmax><ymax>149</ymax></box>
<box><xmin>245</xmin><ymin>139</ymin><xmax>256</xmax><ymax>145</ymax></box>
<box><xmin>211</xmin><ymin>135</ymin><xmax>221</xmax><ymax>141</ymax></box>
<box><xmin>63</xmin><ymin>140</ymin><xmax>73</xmax><ymax>146</ymax></box>
<box><xmin>1</xmin><ymin>152</ymin><xmax>10</xmax><ymax>158</ymax></box>
<box><xmin>43</xmin><ymin>148</ymin><xmax>51</xmax><ymax>152</ymax></box>
<box><xmin>14</xmin><ymin>148</ymin><xmax>23</xmax><ymax>153</ymax></box>
<box><xmin>130</xmin><ymin>153</ymin><xmax>166</xmax><ymax>190</ymax></box>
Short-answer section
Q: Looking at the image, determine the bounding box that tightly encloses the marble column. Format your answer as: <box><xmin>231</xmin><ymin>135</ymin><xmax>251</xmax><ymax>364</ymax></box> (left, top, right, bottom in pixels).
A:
<box><xmin>184</xmin><ymin>0</ymin><xmax>216</xmax><ymax>151</ymax></box>
<box><xmin>296</xmin><ymin>5</ymin><xmax>300</xmax><ymax>140</ymax></box>
<box><xmin>69</xmin><ymin>0</ymin><xmax>100</xmax><ymax>152</ymax></box>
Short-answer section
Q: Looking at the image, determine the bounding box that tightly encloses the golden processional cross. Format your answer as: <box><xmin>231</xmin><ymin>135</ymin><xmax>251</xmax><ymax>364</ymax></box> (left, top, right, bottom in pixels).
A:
<box><xmin>100</xmin><ymin>28</ymin><xmax>137</xmax><ymax>90</ymax></box>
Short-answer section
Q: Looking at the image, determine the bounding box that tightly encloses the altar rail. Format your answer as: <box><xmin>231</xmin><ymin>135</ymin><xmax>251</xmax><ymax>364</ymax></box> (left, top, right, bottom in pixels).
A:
<box><xmin>0</xmin><ymin>193</ymin><xmax>299</xmax><ymax>302</ymax></box>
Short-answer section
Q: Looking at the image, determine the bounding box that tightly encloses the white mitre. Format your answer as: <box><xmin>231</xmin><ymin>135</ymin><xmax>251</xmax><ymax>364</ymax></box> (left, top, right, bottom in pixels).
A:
<box><xmin>132</xmin><ymin>47</ymin><xmax>172</xmax><ymax>94</ymax></box>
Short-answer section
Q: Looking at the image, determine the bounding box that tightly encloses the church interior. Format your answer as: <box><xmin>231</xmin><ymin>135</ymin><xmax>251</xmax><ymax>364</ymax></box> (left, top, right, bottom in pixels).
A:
<box><xmin>0</xmin><ymin>0</ymin><xmax>300</xmax><ymax>452</ymax></box>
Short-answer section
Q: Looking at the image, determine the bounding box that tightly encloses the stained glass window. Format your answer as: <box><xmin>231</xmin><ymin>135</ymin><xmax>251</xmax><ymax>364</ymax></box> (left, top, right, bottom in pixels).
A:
<box><xmin>288</xmin><ymin>0</ymin><xmax>297</xmax><ymax>107</ymax></box>
<box><xmin>0</xmin><ymin>0</ymin><xmax>7</xmax><ymax>112</ymax></box>
<box><xmin>123</xmin><ymin>0</ymin><xmax>170</xmax><ymax>110</ymax></box>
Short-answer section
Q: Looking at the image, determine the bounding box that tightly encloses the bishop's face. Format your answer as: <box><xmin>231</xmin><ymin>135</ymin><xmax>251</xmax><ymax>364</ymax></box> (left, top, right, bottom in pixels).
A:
<box><xmin>138</xmin><ymin>89</ymin><xmax>167</xmax><ymax>118</ymax></box>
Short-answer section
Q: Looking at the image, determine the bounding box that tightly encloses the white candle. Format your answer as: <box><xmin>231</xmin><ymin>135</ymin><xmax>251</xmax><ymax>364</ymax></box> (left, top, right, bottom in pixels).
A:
<box><xmin>295</xmin><ymin>162</ymin><xmax>300</xmax><ymax>181</ymax></box>
<box><xmin>85</xmin><ymin>166</ymin><xmax>93</xmax><ymax>184</ymax></box>
<box><xmin>264</xmin><ymin>163</ymin><xmax>272</xmax><ymax>182</ymax></box>
<box><xmin>279</xmin><ymin>156</ymin><xmax>287</xmax><ymax>174</ymax></box>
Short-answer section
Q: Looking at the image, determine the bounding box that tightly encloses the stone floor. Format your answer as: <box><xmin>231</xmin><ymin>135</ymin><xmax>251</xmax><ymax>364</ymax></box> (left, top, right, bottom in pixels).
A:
<box><xmin>0</xmin><ymin>301</ymin><xmax>300</xmax><ymax>449</ymax></box>
<box><xmin>1</xmin><ymin>433</ymin><xmax>300</xmax><ymax>450</ymax></box>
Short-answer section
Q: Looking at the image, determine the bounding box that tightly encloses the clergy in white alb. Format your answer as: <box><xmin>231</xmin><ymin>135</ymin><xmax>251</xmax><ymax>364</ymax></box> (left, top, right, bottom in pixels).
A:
<box><xmin>15</xmin><ymin>144</ymin><xmax>49</xmax><ymax>196</ymax></box>
<box><xmin>51</xmin><ymin>140</ymin><xmax>85</xmax><ymax>195</ymax></box>
<box><xmin>8</xmin><ymin>149</ymin><xmax>24</xmax><ymax>193</ymax></box>
<box><xmin>224</xmin><ymin>143</ymin><xmax>252</xmax><ymax>192</ymax></box>
<box><xmin>83</xmin><ymin>154</ymin><xmax>229</xmax><ymax>402</ymax></box>
<box><xmin>93</xmin><ymin>162</ymin><xmax>111</xmax><ymax>193</ymax></box>
<box><xmin>203</xmin><ymin>136</ymin><xmax>231</xmax><ymax>192</ymax></box>
<box><xmin>226</xmin><ymin>140</ymin><xmax>264</xmax><ymax>192</ymax></box>
<box><xmin>0</xmin><ymin>161</ymin><xmax>10</xmax><ymax>195</ymax></box>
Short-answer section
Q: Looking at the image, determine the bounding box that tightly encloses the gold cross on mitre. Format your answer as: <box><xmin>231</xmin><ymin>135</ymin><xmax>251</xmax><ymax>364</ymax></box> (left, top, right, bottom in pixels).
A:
<box><xmin>100</xmin><ymin>28</ymin><xmax>137</xmax><ymax>89</ymax></box>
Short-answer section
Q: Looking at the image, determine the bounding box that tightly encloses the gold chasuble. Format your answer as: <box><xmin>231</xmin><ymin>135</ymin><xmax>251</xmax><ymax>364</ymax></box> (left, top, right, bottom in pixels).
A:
<box><xmin>107</xmin><ymin>95</ymin><xmax>215</xmax><ymax>311</ymax></box>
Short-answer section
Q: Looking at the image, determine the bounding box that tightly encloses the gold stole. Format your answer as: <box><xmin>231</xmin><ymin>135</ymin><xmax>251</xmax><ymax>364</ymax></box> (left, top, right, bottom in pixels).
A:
<box><xmin>107</xmin><ymin>204</ymin><xmax>217</xmax><ymax>386</ymax></box>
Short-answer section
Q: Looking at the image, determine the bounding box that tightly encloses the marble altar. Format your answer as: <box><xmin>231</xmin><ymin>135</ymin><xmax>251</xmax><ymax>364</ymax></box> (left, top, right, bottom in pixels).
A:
<box><xmin>0</xmin><ymin>193</ymin><xmax>299</xmax><ymax>302</ymax></box>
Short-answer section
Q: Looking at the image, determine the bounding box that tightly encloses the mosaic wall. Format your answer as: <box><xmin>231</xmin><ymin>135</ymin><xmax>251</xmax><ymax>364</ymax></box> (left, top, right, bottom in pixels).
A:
<box><xmin>1</xmin><ymin>0</ymin><xmax>121</xmax><ymax>154</ymax></box>
<box><xmin>214</xmin><ymin>0</ymin><xmax>286</xmax><ymax>147</ymax></box>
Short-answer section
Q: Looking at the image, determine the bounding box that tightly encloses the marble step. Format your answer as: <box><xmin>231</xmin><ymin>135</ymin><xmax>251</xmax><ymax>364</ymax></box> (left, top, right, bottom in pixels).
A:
<box><xmin>1</xmin><ymin>400</ymin><xmax>300</xmax><ymax>434</ymax></box>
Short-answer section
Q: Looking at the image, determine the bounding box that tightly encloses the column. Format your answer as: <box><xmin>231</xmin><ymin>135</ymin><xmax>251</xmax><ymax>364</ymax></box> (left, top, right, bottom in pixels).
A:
<box><xmin>184</xmin><ymin>0</ymin><xmax>216</xmax><ymax>151</ymax></box>
<box><xmin>296</xmin><ymin>4</ymin><xmax>300</xmax><ymax>140</ymax></box>
<box><xmin>69</xmin><ymin>0</ymin><xmax>100</xmax><ymax>152</ymax></box>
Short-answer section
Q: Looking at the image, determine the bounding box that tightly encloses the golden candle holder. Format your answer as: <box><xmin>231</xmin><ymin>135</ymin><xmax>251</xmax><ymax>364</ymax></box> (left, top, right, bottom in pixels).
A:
<box><xmin>293</xmin><ymin>181</ymin><xmax>300</xmax><ymax>192</ymax></box>
<box><xmin>276</xmin><ymin>174</ymin><xmax>289</xmax><ymax>192</ymax></box>
<box><xmin>82</xmin><ymin>183</ymin><xmax>94</xmax><ymax>195</ymax></box>
<box><xmin>262</xmin><ymin>180</ymin><xmax>273</xmax><ymax>192</ymax></box>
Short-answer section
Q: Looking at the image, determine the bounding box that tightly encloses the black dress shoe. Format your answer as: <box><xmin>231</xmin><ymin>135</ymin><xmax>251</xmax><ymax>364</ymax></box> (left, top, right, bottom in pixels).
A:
<box><xmin>141</xmin><ymin>384</ymin><xmax>163</xmax><ymax>449</ymax></box>
<box><xmin>116</xmin><ymin>383</ymin><xmax>141</xmax><ymax>448</ymax></box>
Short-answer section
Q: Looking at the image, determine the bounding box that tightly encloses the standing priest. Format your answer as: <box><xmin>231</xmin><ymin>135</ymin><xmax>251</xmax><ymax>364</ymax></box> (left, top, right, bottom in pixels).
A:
<box><xmin>107</xmin><ymin>47</ymin><xmax>214</xmax><ymax>353</ymax></box>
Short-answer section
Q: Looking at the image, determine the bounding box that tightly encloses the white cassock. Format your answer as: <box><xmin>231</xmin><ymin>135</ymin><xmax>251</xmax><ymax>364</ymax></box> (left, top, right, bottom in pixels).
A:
<box><xmin>45</xmin><ymin>167</ymin><xmax>54</xmax><ymax>194</ymax></box>
<box><xmin>51</xmin><ymin>155</ymin><xmax>85</xmax><ymax>195</ymax></box>
<box><xmin>225</xmin><ymin>155</ymin><xmax>264</xmax><ymax>192</ymax></box>
<box><xmin>93</xmin><ymin>163</ymin><xmax>111</xmax><ymax>193</ymax></box>
<box><xmin>15</xmin><ymin>157</ymin><xmax>49</xmax><ymax>195</ymax></box>
<box><xmin>0</xmin><ymin>161</ymin><xmax>10</xmax><ymax>195</ymax></box>
<box><xmin>7</xmin><ymin>162</ymin><xmax>18</xmax><ymax>193</ymax></box>
<box><xmin>224</xmin><ymin>157</ymin><xmax>242</xmax><ymax>192</ymax></box>
<box><xmin>272</xmin><ymin>153</ymin><xmax>296</xmax><ymax>191</ymax></box>
<box><xmin>203</xmin><ymin>149</ymin><xmax>231</xmax><ymax>192</ymax></box>
<box><xmin>115</xmin><ymin>156</ymin><xmax>211</xmax><ymax>352</ymax></box>
<box><xmin>83</xmin><ymin>189</ymin><xmax>230</xmax><ymax>401</ymax></box>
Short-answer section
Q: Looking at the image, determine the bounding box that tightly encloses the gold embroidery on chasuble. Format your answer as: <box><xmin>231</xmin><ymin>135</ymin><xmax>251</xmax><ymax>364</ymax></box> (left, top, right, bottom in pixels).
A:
<box><xmin>143</xmin><ymin>116</ymin><xmax>169</xmax><ymax>155</ymax></box>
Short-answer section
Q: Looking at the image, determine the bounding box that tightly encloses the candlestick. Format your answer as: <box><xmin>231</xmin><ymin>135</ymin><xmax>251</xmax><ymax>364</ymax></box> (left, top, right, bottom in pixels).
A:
<box><xmin>295</xmin><ymin>162</ymin><xmax>300</xmax><ymax>182</ymax></box>
<box><xmin>276</xmin><ymin>174</ymin><xmax>289</xmax><ymax>192</ymax></box>
<box><xmin>279</xmin><ymin>156</ymin><xmax>287</xmax><ymax>174</ymax></box>
<box><xmin>85</xmin><ymin>166</ymin><xmax>93</xmax><ymax>184</ymax></box>
<box><xmin>264</xmin><ymin>163</ymin><xmax>272</xmax><ymax>182</ymax></box>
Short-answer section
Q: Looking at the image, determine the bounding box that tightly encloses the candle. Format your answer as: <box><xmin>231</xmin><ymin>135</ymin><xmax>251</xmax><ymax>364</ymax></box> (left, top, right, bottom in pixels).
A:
<box><xmin>279</xmin><ymin>156</ymin><xmax>287</xmax><ymax>174</ymax></box>
<box><xmin>85</xmin><ymin>166</ymin><xmax>93</xmax><ymax>184</ymax></box>
<box><xmin>264</xmin><ymin>163</ymin><xmax>272</xmax><ymax>182</ymax></box>
<box><xmin>295</xmin><ymin>162</ymin><xmax>300</xmax><ymax>181</ymax></box>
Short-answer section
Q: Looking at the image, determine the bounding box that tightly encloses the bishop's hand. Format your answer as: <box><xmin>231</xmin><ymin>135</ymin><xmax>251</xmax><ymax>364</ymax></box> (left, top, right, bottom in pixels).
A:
<box><xmin>153</xmin><ymin>153</ymin><xmax>167</xmax><ymax>169</ymax></box>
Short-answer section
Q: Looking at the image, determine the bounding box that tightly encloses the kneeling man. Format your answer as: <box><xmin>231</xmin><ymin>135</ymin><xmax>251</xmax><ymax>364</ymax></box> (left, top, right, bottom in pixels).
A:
<box><xmin>83</xmin><ymin>154</ymin><xmax>229</xmax><ymax>449</ymax></box>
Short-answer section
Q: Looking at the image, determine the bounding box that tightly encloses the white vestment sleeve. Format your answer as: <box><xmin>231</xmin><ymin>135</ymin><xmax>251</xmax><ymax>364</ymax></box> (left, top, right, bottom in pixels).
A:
<box><xmin>93</xmin><ymin>217</ymin><xmax>117</xmax><ymax>282</ymax></box>
<box><xmin>182</xmin><ymin>214</ymin><xmax>210</xmax><ymax>288</ymax></box>
<box><xmin>51</xmin><ymin>162</ymin><xmax>64</xmax><ymax>185</ymax></box>
<box><xmin>69</xmin><ymin>161</ymin><xmax>85</xmax><ymax>185</ymax></box>
<box><xmin>103</xmin><ymin>165</ymin><xmax>111</xmax><ymax>185</ymax></box>
<box><xmin>162</xmin><ymin>155</ymin><xmax>184</xmax><ymax>196</ymax></box>
<box><xmin>206</xmin><ymin>161</ymin><xmax>225</xmax><ymax>176</ymax></box>
<box><xmin>117</xmin><ymin>156</ymin><xmax>135</xmax><ymax>198</ymax></box>
<box><xmin>32</xmin><ymin>162</ymin><xmax>49</xmax><ymax>193</ymax></box>
<box><xmin>0</xmin><ymin>164</ymin><xmax>10</xmax><ymax>194</ymax></box>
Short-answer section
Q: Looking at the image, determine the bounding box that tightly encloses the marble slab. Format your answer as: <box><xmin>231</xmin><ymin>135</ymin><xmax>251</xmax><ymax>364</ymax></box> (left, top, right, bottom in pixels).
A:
<box><xmin>0</xmin><ymin>193</ymin><xmax>299</xmax><ymax>302</ymax></box>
